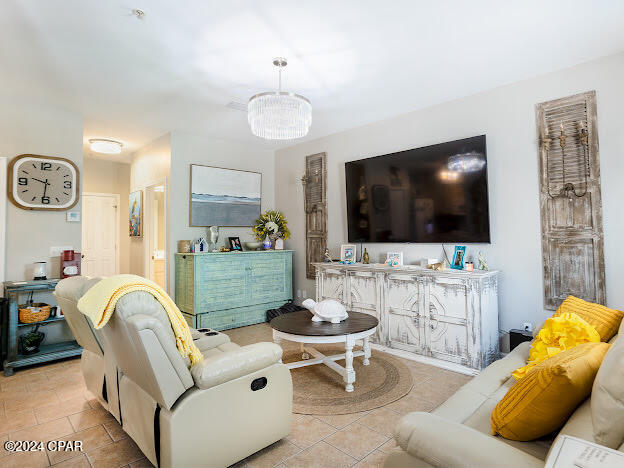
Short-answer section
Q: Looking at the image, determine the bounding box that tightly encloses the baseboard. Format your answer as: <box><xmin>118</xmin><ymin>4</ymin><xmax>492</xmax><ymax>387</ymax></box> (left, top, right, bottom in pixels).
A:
<box><xmin>368</xmin><ymin>343</ymin><xmax>479</xmax><ymax>376</ymax></box>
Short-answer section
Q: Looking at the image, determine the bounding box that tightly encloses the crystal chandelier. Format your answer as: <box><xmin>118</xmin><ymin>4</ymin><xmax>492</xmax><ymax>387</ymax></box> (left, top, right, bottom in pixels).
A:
<box><xmin>248</xmin><ymin>58</ymin><xmax>312</xmax><ymax>140</ymax></box>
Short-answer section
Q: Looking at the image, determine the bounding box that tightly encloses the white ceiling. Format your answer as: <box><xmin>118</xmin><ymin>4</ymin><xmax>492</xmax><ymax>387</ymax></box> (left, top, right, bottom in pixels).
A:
<box><xmin>2</xmin><ymin>0</ymin><xmax>624</xmax><ymax>162</ymax></box>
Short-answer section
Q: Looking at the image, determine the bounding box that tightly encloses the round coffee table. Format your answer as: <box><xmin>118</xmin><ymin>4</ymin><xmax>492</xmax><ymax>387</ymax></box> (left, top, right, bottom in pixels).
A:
<box><xmin>269</xmin><ymin>310</ymin><xmax>379</xmax><ymax>392</ymax></box>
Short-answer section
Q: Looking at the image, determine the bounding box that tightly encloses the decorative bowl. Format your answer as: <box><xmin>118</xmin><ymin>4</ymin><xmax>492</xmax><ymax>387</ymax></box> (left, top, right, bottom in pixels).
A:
<box><xmin>244</xmin><ymin>242</ymin><xmax>262</xmax><ymax>251</ymax></box>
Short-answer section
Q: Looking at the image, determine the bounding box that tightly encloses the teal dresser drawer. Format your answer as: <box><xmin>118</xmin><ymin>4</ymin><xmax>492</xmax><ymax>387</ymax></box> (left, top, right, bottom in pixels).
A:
<box><xmin>174</xmin><ymin>251</ymin><xmax>293</xmax><ymax>330</ymax></box>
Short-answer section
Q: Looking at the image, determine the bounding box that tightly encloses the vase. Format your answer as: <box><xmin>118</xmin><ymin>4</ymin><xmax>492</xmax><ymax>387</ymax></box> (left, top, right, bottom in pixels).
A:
<box><xmin>263</xmin><ymin>236</ymin><xmax>272</xmax><ymax>250</ymax></box>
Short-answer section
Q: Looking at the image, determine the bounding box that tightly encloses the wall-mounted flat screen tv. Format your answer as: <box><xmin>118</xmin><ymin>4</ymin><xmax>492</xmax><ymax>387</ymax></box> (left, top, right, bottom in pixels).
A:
<box><xmin>345</xmin><ymin>135</ymin><xmax>490</xmax><ymax>243</ymax></box>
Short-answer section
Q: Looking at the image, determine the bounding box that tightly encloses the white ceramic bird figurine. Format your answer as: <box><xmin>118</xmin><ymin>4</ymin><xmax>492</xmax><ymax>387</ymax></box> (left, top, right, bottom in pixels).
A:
<box><xmin>302</xmin><ymin>299</ymin><xmax>349</xmax><ymax>323</ymax></box>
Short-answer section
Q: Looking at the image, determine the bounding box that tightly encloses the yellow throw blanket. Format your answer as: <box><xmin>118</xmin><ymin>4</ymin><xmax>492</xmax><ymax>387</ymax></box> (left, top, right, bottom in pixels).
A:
<box><xmin>512</xmin><ymin>312</ymin><xmax>599</xmax><ymax>380</ymax></box>
<box><xmin>77</xmin><ymin>274</ymin><xmax>203</xmax><ymax>366</ymax></box>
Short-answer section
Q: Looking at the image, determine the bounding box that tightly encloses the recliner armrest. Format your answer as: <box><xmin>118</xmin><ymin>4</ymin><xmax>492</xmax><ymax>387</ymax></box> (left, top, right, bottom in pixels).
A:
<box><xmin>191</xmin><ymin>342</ymin><xmax>283</xmax><ymax>389</ymax></box>
<box><xmin>393</xmin><ymin>412</ymin><xmax>543</xmax><ymax>468</ymax></box>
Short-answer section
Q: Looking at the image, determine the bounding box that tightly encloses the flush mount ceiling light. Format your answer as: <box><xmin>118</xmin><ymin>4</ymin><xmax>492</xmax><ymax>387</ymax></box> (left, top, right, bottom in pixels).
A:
<box><xmin>89</xmin><ymin>139</ymin><xmax>123</xmax><ymax>154</ymax></box>
<box><xmin>447</xmin><ymin>151</ymin><xmax>486</xmax><ymax>172</ymax></box>
<box><xmin>248</xmin><ymin>57</ymin><xmax>312</xmax><ymax>140</ymax></box>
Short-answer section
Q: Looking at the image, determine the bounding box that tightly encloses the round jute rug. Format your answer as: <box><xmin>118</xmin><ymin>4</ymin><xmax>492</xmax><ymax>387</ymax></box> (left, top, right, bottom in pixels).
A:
<box><xmin>283</xmin><ymin>346</ymin><xmax>413</xmax><ymax>415</ymax></box>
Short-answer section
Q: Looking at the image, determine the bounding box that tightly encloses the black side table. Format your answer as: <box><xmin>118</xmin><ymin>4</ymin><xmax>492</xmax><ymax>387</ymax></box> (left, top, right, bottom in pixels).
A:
<box><xmin>509</xmin><ymin>328</ymin><xmax>533</xmax><ymax>351</ymax></box>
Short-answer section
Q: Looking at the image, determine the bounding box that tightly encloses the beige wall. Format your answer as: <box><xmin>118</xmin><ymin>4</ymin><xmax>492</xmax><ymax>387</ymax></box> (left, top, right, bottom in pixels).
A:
<box><xmin>129</xmin><ymin>133</ymin><xmax>171</xmax><ymax>280</ymax></box>
<box><xmin>0</xmin><ymin>97</ymin><xmax>83</xmax><ymax>281</ymax></box>
<box><xmin>168</xmin><ymin>131</ymin><xmax>275</xmax><ymax>296</ymax></box>
<box><xmin>275</xmin><ymin>52</ymin><xmax>624</xmax><ymax>333</ymax></box>
<box><xmin>82</xmin><ymin>157</ymin><xmax>131</xmax><ymax>274</ymax></box>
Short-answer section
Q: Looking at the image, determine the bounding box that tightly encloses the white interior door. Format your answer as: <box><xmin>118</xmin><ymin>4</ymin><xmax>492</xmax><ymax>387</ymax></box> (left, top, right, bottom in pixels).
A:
<box><xmin>82</xmin><ymin>193</ymin><xmax>119</xmax><ymax>277</ymax></box>
<box><xmin>145</xmin><ymin>182</ymin><xmax>167</xmax><ymax>289</ymax></box>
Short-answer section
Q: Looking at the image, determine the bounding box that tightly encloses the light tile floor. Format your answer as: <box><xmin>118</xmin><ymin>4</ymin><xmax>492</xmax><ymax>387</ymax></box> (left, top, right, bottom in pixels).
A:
<box><xmin>0</xmin><ymin>323</ymin><xmax>471</xmax><ymax>467</ymax></box>
<box><xmin>226</xmin><ymin>323</ymin><xmax>472</xmax><ymax>468</ymax></box>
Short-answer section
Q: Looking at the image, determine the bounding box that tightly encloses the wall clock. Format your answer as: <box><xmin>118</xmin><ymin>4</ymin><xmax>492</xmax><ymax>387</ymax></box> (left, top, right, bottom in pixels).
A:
<box><xmin>8</xmin><ymin>154</ymin><xmax>80</xmax><ymax>211</ymax></box>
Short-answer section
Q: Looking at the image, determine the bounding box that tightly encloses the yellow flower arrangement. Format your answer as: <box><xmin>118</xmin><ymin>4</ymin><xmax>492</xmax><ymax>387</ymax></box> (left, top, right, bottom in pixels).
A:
<box><xmin>252</xmin><ymin>210</ymin><xmax>291</xmax><ymax>242</ymax></box>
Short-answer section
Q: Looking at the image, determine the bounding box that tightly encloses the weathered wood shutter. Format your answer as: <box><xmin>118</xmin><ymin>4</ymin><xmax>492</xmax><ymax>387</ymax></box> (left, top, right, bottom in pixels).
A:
<box><xmin>303</xmin><ymin>153</ymin><xmax>327</xmax><ymax>279</ymax></box>
<box><xmin>536</xmin><ymin>91</ymin><xmax>605</xmax><ymax>310</ymax></box>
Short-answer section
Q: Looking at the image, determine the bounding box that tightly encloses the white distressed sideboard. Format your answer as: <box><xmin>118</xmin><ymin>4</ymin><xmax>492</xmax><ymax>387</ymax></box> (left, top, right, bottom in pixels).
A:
<box><xmin>313</xmin><ymin>263</ymin><xmax>500</xmax><ymax>373</ymax></box>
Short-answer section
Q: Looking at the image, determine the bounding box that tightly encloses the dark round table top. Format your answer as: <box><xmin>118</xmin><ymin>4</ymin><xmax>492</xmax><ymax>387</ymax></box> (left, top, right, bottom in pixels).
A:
<box><xmin>269</xmin><ymin>310</ymin><xmax>378</xmax><ymax>336</ymax></box>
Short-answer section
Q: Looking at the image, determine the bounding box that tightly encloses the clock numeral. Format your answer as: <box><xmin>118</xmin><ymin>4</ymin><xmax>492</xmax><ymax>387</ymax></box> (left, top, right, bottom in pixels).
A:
<box><xmin>64</xmin><ymin>181</ymin><xmax>72</xmax><ymax>189</ymax></box>
<box><xmin>18</xmin><ymin>177</ymin><xmax>28</xmax><ymax>185</ymax></box>
<box><xmin>41</xmin><ymin>196</ymin><xmax>50</xmax><ymax>205</ymax></box>
<box><xmin>40</xmin><ymin>162</ymin><xmax>52</xmax><ymax>171</ymax></box>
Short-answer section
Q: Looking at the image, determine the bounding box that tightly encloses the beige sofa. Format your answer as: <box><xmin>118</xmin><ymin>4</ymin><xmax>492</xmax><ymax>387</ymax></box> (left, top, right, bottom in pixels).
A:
<box><xmin>55</xmin><ymin>276</ymin><xmax>293</xmax><ymax>468</ymax></box>
<box><xmin>384</xmin><ymin>320</ymin><xmax>624</xmax><ymax>467</ymax></box>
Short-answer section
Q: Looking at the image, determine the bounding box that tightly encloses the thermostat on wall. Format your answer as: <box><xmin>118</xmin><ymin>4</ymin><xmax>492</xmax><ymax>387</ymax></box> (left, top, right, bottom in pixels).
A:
<box><xmin>66</xmin><ymin>211</ymin><xmax>80</xmax><ymax>222</ymax></box>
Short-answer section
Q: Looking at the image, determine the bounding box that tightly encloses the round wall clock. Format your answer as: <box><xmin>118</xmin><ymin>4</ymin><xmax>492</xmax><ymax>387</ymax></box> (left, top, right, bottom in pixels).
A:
<box><xmin>8</xmin><ymin>154</ymin><xmax>80</xmax><ymax>211</ymax></box>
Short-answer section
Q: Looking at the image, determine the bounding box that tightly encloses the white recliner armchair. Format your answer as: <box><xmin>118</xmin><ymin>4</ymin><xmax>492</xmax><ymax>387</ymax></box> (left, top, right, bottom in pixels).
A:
<box><xmin>56</xmin><ymin>277</ymin><xmax>293</xmax><ymax>467</ymax></box>
<box><xmin>54</xmin><ymin>277</ymin><xmax>118</xmax><ymax>417</ymax></box>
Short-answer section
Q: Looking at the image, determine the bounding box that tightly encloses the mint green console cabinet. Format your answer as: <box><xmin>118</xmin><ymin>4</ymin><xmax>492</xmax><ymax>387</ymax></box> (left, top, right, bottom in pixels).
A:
<box><xmin>174</xmin><ymin>251</ymin><xmax>293</xmax><ymax>330</ymax></box>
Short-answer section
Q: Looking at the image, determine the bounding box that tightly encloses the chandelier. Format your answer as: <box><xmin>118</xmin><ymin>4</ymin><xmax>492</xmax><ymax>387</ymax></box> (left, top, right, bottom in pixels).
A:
<box><xmin>248</xmin><ymin>58</ymin><xmax>312</xmax><ymax>140</ymax></box>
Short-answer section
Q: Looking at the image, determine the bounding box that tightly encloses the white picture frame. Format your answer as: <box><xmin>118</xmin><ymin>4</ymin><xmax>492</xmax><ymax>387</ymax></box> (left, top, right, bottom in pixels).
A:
<box><xmin>340</xmin><ymin>244</ymin><xmax>357</xmax><ymax>263</ymax></box>
<box><xmin>386</xmin><ymin>251</ymin><xmax>404</xmax><ymax>266</ymax></box>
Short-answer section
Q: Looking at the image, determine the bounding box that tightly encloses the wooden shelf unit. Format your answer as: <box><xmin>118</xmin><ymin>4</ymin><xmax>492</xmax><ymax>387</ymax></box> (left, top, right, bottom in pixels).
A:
<box><xmin>2</xmin><ymin>279</ymin><xmax>82</xmax><ymax>376</ymax></box>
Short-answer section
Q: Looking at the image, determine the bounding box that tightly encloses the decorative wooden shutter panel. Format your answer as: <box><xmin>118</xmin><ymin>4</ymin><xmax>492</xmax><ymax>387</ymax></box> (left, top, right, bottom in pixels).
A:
<box><xmin>304</xmin><ymin>153</ymin><xmax>327</xmax><ymax>279</ymax></box>
<box><xmin>536</xmin><ymin>90</ymin><xmax>605</xmax><ymax>310</ymax></box>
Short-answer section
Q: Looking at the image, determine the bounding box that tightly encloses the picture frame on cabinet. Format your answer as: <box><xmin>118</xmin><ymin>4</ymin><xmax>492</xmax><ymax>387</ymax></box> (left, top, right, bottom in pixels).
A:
<box><xmin>228</xmin><ymin>237</ymin><xmax>242</xmax><ymax>251</ymax></box>
<box><xmin>386</xmin><ymin>251</ymin><xmax>403</xmax><ymax>267</ymax></box>
<box><xmin>340</xmin><ymin>244</ymin><xmax>356</xmax><ymax>263</ymax></box>
<box><xmin>451</xmin><ymin>245</ymin><xmax>467</xmax><ymax>269</ymax></box>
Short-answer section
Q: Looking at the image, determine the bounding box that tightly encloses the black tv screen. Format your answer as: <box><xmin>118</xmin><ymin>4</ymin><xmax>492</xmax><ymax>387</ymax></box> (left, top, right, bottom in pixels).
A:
<box><xmin>345</xmin><ymin>135</ymin><xmax>490</xmax><ymax>243</ymax></box>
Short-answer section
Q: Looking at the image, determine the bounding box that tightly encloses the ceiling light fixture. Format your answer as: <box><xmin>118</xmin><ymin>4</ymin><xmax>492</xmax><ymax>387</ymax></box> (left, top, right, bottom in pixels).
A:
<box><xmin>89</xmin><ymin>139</ymin><xmax>123</xmax><ymax>154</ymax></box>
<box><xmin>248</xmin><ymin>57</ymin><xmax>312</xmax><ymax>140</ymax></box>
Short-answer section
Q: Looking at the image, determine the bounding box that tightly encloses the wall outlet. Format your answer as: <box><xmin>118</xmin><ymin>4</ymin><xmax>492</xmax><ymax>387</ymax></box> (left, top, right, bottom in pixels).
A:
<box><xmin>302</xmin><ymin>290</ymin><xmax>307</xmax><ymax>299</ymax></box>
<box><xmin>523</xmin><ymin>322</ymin><xmax>534</xmax><ymax>333</ymax></box>
<box><xmin>50</xmin><ymin>246</ymin><xmax>74</xmax><ymax>257</ymax></box>
<box><xmin>296</xmin><ymin>289</ymin><xmax>302</xmax><ymax>298</ymax></box>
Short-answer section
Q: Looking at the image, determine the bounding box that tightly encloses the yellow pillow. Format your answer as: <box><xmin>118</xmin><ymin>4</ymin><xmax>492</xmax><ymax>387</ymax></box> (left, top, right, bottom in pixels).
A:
<box><xmin>491</xmin><ymin>342</ymin><xmax>610</xmax><ymax>441</ymax></box>
<box><xmin>554</xmin><ymin>296</ymin><xmax>624</xmax><ymax>341</ymax></box>
<box><xmin>512</xmin><ymin>312</ymin><xmax>599</xmax><ymax>380</ymax></box>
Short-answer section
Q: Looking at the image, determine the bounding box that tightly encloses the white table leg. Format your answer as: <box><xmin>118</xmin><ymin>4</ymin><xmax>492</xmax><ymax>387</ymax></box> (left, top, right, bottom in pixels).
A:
<box><xmin>300</xmin><ymin>342</ymin><xmax>310</xmax><ymax>360</ymax></box>
<box><xmin>273</xmin><ymin>331</ymin><xmax>283</xmax><ymax>363</ymax></box>
<box><xmin>363</xmin><ymin>337</ymin><xmax>371</xmax><ymax>366</ymax></box>
<box><xmin>344</xmin><ymin>336</ymin><xmax>356</xmax><ymax>392</ymax></box>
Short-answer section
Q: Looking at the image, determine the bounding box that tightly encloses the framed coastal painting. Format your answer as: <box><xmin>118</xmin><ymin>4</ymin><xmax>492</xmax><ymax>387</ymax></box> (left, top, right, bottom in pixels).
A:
<box><xmin>129</xmin><ymin>190</ymin><xmax>143</xmax><ymax>237</ymax></box>
<box><xmin>190</xmin><ymin>165</ymin><xmax>262</xmax><ymax>227</ymax></box>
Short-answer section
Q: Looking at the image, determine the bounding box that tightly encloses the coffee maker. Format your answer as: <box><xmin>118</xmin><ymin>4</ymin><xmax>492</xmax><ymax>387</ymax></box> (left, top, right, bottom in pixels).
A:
<box><xmin>61</xmin><ymin>250</ymin><xmax>81</xmax><ymax>278</ymax></box>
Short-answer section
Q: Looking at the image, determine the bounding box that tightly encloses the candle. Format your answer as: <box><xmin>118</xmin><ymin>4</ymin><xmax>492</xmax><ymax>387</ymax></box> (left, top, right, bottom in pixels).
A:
<box><xmin>465</xmin><ymin>262</ymin><xmax>474</xmax><ymax>272</ymax></box>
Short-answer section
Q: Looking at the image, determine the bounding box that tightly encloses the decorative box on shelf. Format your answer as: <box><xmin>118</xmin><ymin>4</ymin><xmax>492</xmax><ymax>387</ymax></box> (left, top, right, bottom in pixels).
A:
<box><xmin>175</xmin><ymin>250</ymin><xmax>293</xmax><ymax>331</ymax></box>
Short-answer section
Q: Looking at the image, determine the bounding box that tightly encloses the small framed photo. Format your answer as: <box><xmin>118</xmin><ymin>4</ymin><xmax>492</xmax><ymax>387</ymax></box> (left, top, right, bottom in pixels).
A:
<box><xmin>386</xmin><ymin>252</ymin><xmax>404</xmax><ymax>267</ymax></box>
<box><xmin>228</xmin><ymin>237</ymin><xmax>242</xmax><ymax>251</ymax></box>
<box><xmin>340</xmin><ymin>244</ymin><xmax>356</xmax><ymax>263</ymax></box>
<box><xmin>451</xmin><ymin>246</ymin><xmax>467</xmax><ymax>270</ymax></box>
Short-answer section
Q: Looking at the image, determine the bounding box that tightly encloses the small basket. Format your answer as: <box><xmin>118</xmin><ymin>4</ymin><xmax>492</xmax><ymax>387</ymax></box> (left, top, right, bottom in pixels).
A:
<box><xmin>19</xmin><ymin>303</ymin><xmax>51</xmax><ymax>324</ymax></box>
